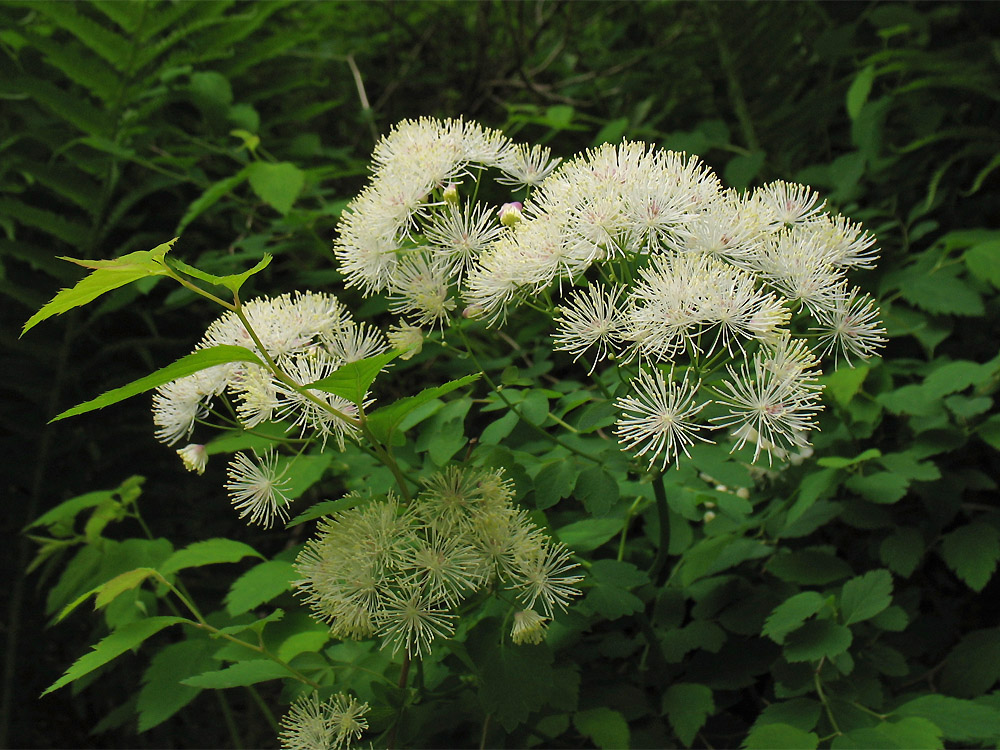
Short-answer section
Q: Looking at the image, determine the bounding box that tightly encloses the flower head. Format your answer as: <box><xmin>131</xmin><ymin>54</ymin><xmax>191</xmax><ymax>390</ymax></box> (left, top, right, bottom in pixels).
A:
<box><xmin>615</xmin><ymin>366</ymin><xmax>712</xmax><ymax>470</ymax></box>
<box><xmin>225</xmin><ymin>449</ymin><xmax>292</xmax><ymax>528</ymax></box>
<box><xmin>278</xmin><ymin>692</ymin><xmax>369</xmax><ymax>750</ymax></box>
<box><xmin>511</xmin><ymin>609</ymin><xmax>549</xmax><ymax>645</ymax></box>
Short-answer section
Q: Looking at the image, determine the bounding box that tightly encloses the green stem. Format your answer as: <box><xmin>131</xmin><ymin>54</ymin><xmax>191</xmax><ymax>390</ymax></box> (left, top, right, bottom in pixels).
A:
<box><xmin>617</xmin><ymin>496</ymin><xmax>644</xmax><ymax>562</ymax></box>
<box><xmin>247</xmin><ymin>685</ymin><xmax>280</xmax><ymax>734</ymax></box>
<box><xmin>216</xmin><ymin>690</ymin><xmax>244</xmax><ymax>749</ymax></box>
<box><xmin>386</xmin><ymin>653</ymin><xmax>412</xmax><ymax>749</ymax></box>
<box><xmin>648</xmin><ymin>475</ymin><xmax>671</xmax><ymax>585</ymax></box>
<box><xmin>814</xmin><ymin>658</ymin><xmax>842</xmax><ymax>736</ymax></box>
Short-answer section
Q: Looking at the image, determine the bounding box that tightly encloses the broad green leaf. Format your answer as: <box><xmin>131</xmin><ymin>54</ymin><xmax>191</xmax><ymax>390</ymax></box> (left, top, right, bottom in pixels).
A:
<box><xmin>42</xmin><ymin>616</ymin><xmax>187</xmax><ymax>695</ymax></box>
<box><xmin>817</xmin><ymin>448</ymin><xmax>881</xmax><ymax>469</ymax></box>
<box><xmin>785</xmin><ymin>469</ymin><xmax>838</xmax><ymax>527</ymax></box>
<box><xmin>275</xmin><ymin>453</ymin><xmax>333</xmax><ymax>501</ymax></box>
<box><xmin>305</xmin><ymin>350</ymin><xmax>399</xmax><ymax>407</ymax></box>
<box><xmin>22</xmin><ymin>239</ymin><xmax>176</xmax><ymax>335</ymax></box>
<box><xmin>680</xmin><ymin>535</ymin><xmax>772</xmax><ymax>586</ymax></box>
<box><xmin>476</xmin><ymin>640</ymin><xmax>554</xmax><ymax>731</ymax></box>
<box><xmin>767</xmin><ymin>548</ymin><xmax>854</xmax><ymax>585</ymax></box>
<box><xmin>847</xmin><ymin>65</ymin><xmax>876</xmax><ymax>120</ymax></box>
<box><xmin>50</xmin><ymin>345</ymin><xmax>264</xmax><ymax>422</ymax></box>
<box><xmin>225</xmin><ymin>560</ymin><xmax>297</xmax><ymax>616</ymax></box>
<box><xmin>940</xmin><ymin>522</ymin><xmax>1000</xmax><ymax>591</ymax></box>
<box><xmin>366</xmin><ymin>374</ymin><xmax>480</xmax><ymax>445</ymax></box>
<box><xmin>176</xmin><ymin>169</ymin><xmax>250</xmax><ymax>235</ymax></box>
<box><xmin>845</xmin><ymin>472</ymin><xmax>909</xmax><ymax>504</ymax></box>
<box><xmin>276</xmin><ymin>627</ymin><xmax>330</xmax><ymax>663</ymax></box>
<box><xmin>744</xmin><ymin>722</ymin><xmax>819</xmax><ymax>749</ymax></box>
<box><xmin>169</xmin><ymin>254</ymin><xmax>272</xmax><ymax>294</ymax></box>
<box><xmin>585</xmin><ymin>560</ymin><xmax>647</xmax><ymax>620</ymax></box>
<box><xmin>556</xmin><ymin>516</ymin><xmax>624</xmax><ymax>552</ymax></box>
<box><xmin>939</xmin><ymin>628</ymin><xmax>1000</xmax><ymax>697</ymax></box>
<box><xmin>137</xmin><ymin>637</ymin><xmax>217</xmax><ymax>732</ymax></box>
<box><xmin>893</xmin><ymin>695</ymin><xmax>1000</xmax><ymax>742</ymax></box>
<box><xmin>963</xmin><ymin>239</ymin><xmax>1000</xmax><ymax>288</ymax></box>
<box><xmin>247</xmin><ymin>161</ymin><xmax>305</xmax><ymax>215</ymax></box>
<box><xmin>25</xmin><ymin>489</ymin><xmax>115</xmax><ymax>530</ymax></box>
<box><xmin>181</xmin><ymin>659</ymin><xmax>290</xmax><ymax>688</ymax></box>
<box><xmin>783</xmin><ymin>620</ymin><xmax>852</xmax><ymax>662</ymax></box>
<box><xmin>923</xmin><ymin>360</ymin><xmax>990</xmax><ymax>398</ymax></box>
<box><xmin>533</xmin><ymin>458</ymin><xmax>579</xmax><ymax>510</ymax></box>
<box><xmin>763</xmin><ymin>592</ymin><xmax>827</xmax><ymax>644</ymax></box>
<box><xmin>573</xmin><ymin>707</ymin><xmax>629</xmax><ymax>750</ymax></box>
<box><xmin>663</xmin><ymin>683</ymin><xmax>714</xmax><ymax>747</ymax></box>
<box><xmin>832</xmin><ymin>718</ymin><xmax>943</xmax><ymax>749</ymax></box>
<box><xmin>840</xmin><ymin>569</ymin><xmax>893</xmax><ymax>625</ymax></box>
<box><xmin>879</xmin><ymin>527</ymin><xmax>924</xmax><ymax>577</ymax></box>
<box><xmin>94</xmin><ymin>568</ymin><xmax>159</xmax><ymax>610</ymax></box>
<box><xmin>823</xmin><ymin>363</ymin><xmax>870</xmax><ymax>407</ymax></box>
<box><xmin>160</xmin><ymin>539</ymin><xmax>263</xmax><ymax>577</ymax></box>
<box><xmin>753</xmin><ymin>698</ymin><xmax>821</xmax><ymax>733</ymax></box>
<box><xmin>898</xmin><ymin>271</ymin><xmax>984</xmax><ymax>316</ymax></box>
<box><xmin>574</xmin><ymin>466</ymin><xmax>620</xmax><ymax>516</ymax></box>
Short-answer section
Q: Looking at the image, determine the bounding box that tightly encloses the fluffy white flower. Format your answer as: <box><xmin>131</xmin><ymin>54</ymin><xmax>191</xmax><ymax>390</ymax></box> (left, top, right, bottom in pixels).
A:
<box><xmin>614</xmin><ymin>366</ymin><xmax>712</xmax><ymax>470</ymax></box>
<box><xmin>552</xmin><ymin>284</ymin><xmax>626</xmax><ymax>372</ymax></box>
<box><xmin>225</xmin><ymin>449</ymin><xmax>292</xmax><ymax>528</ymax></box>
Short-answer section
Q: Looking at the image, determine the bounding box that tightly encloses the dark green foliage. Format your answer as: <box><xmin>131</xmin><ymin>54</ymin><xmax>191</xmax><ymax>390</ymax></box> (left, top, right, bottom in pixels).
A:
<box><xmin>8</xmin><ymin>2</ymin><xmax>1000</xmax><ymax>749</ymax></box>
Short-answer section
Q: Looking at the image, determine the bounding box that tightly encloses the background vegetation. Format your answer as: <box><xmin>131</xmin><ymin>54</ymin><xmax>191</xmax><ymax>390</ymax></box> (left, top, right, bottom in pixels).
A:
<box><xmin>3</xmin><ymin>1</ymin><xmax>1000</xmax><ymax>747</ymax></box>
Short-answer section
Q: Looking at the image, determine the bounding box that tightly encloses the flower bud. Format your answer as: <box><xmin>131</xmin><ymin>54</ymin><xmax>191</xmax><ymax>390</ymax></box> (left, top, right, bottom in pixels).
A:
<box><xmin>177</xmin><ymin>444</ymin><xmax>207</xmax><ymax>475</ymax></box>
<box><xmin>511</xmin><ymin>609</ymin><xmax>548</xmax><ymax>645</ymax></box>
<box><xmin>388</xmin><ymin>324</ymin><xmax>424</xmax><ymax>360</ymax></box>
<box><xmin>499</xmin><ymin>201</ymin><xmax>523</xmax><ymax>227</ymax></box>
<box><xmin>442</xmin><ymin>183</ymin><xmax>460</xmax><ymax>206</ymax></box>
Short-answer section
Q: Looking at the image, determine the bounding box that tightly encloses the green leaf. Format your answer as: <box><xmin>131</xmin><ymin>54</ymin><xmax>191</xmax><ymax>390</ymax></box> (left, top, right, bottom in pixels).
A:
<box><xmin>763</xmin><ymin>592</ymin><xmax>827</xmax><ymax>644</ymax></box>
<box><xmin>574</xmin><ymin>466</ymin><xmax>620</xmax><ymax>516</ymax></box>
<box><xmin>847</xmin><ymin>65</ymin><xmax>876</xmax><ymax>120</ymax></box>
<box><xmin>42</xmin><ymin>616</ymin><xmax>187</xmax><ymax>695</ymax></box>
<box><xmin>22</xmin><ymin>239</ymin><xmax>176</xmax><ymax>335</ymax></box>
<box><xmin>176</xmin><ymin>169</ymin><xmax>250</xmax><ymax>235</ymax></box>
<box><xmin>585</xmin><ymin>560</ymin><xmax>647</xmax><ymax>620</ymax></box>
<box><xmin>680</xmin><ymin>535</ymin><xmax>772</xmax><ymax>586</ymax></box>
<box><xmin>50</xmin><ymin>345</ymin><xmax>265</xmax><ymax>422</ymax></box>
<box><xmin>181</xmin><ymin>659</ymin><xmax>290</xmax><ymax>688</ymax></box>
<box><xmin>879</xmin><ymin>527</ymin><xmax>924</xmax><ymax>577</ymax></box>
<box><xmin>247</xmin><ymin>161</ymin><xmax>305</xmax><ymax>215</ymax></box>
<box><xmin>573</xmin><ymin>707</ymin><xmax>630</xmax><ymax>750</ymax></box>
<box><xmin>767</xmin><ymin>549</ymin><xmax>854</xmax><ymax>585</ymax></box>
<box><xmin>940</xmin><ymin>522</ymin><xmax>1000</xmax><ymax>591</ymax></box>
<box><xmin>964</xmin><ymin>239</ymin><xmax>1000</xmax><ymax>288</ymax></box>
<box><xmin>817</xmin><ymin>448</ymin><xmax>881</xmax><ymax>469</ymax></box>
<box><xmin>939</xmin><ymin>628</ymin><xmax>1000</xmax><ymax>697</ymax></box>
<box><xmin>823</xmin><ymin>363</ymin><xmax>870</xmax><ymax>408</ymax></box>
<box><xmin>25</xmin><ymin>489</ymin><xmax>115</xmax><ymax>530</ymax></box>
<box><xmin>170</xmin><ymin>253</ymin><xmax>272</xmax><ymax>294</ymax></box>
<box><xmin>744</xmin><ymin>722</ymin><xmax>819</xmax><ymax>749</ymax></box>
<box><xmin>899</xmin><ymin>271</ymin><xmax>984</xmax><ymax>316</ymax></box>
<box><xmin>160</xmin><ymin>539</ymin><xmax>263</xmax><ymax>577</ymax></box>
<box><xmin>94</xmin><ymin>568</ymin><xmax>159</xmax><ymax>610</ymax></box>
<box><xmin>845</xmin><ymin>472</ymin><xmax>909</xmax><ymax>504</ymax></box>
<box><xmin>753</xmin><ymin>698</ymin><xmax>821</xmax><ymax>733</ymax></box>
<box><xmin>476</xmin><ymin>641</ymin><xmax>554</xmax><ymax>731</ymax></box>
<box><xmin>785</xmin><ymin>469</ymin><xmax>838</xmax><ymax>527</ymax></box>
<box><xmin>225</xmin><ymin>560</ymin><xmax>297</xmax><ymax>616</ymax></box>
<box><xmin>533</xmin><ymin>459</ymin><xmax>579</xmax><ymax>510</ymax></box>
<box><xmin>276</xmin><ymin>453</ymin><xmax>333</xmax><ymax>501</ymax></box>
<box><xmin>287</xmin><ymin>495</ymin><xmax>366</xmax><ymax>528</ymax></box>
<box><xmin>366</xmin><ymin>374</ymin><xmax>480</xmax><ymax>445</ymax></box>
<box><xmin>556</xmin><ymin>516</ymin><xmax>624</xmax><ymax>552</ymax></box>
<box><xmin>663</xmin><ymin>683</ymin><xmax>714</xmax><ymax>747</ymax></box>
<box><xmin>840</xmin><ymin>569</ymin><xmax>893</xmax><ymax>625</ymax></box>
<box><xmin>893</xmin><ymin>695</ymin><xmax>1000</xmax><ymax>742</ymax></box>
<box><xmin>832</xmin><ymin>718</ymin><xmax>943</xmax><ymax>749</ymax></box>
<box><xmin>783</xmin><ymin>620</ymin><xmax>852</xmax><ymax>662</ymax></box>
<box><xmin>305</xmin><ymin>350</ymin><xmax>399</xmax><ymax>407</ymax></box>
<box><xmin>137</xmin><ymin>637</ymin><xmax>217</xmax><ymax>732</ymax></box>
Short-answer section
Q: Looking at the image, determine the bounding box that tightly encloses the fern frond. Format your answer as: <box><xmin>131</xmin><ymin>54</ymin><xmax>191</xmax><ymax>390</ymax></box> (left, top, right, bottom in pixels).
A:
<box><xmin>27</xmin><ymin>2</ymin><xmax>133</xmax><ymax>73</ymax></box>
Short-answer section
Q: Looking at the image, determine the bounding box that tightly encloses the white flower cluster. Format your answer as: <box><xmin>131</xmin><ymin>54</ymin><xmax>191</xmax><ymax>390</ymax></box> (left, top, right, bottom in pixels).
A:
<box><xmin>333</xmin><ymin>120</ymin><xmax>886</xmax><ymax>469</ymax></box>
<box><xmin>334</xmin><ymin>117</ymin><xmax>560</xmax><ymax>328</ymax></box>
<box><xmin>152</xmin><ymin>292</ymin><xmax>387</xmax><ymax>524</ymax></box>
<box><xmin>279</xmin><ymin>691</ymin><xmax>369</xmax><ymax>750</ymax></box>
<box><xmin>294</xmin><ymin>466</ymin><xmax>582</xmax><ymax>657</ymax></box>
